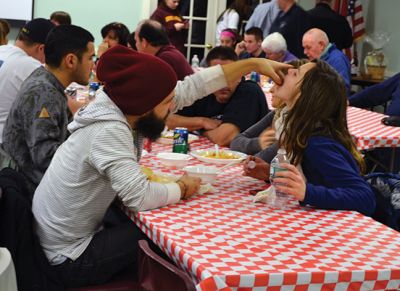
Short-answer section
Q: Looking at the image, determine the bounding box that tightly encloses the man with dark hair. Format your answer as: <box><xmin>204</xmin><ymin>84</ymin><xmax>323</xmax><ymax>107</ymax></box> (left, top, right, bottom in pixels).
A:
<box><xmin>50</xmin><ymin>11</ymin><xmax>72</xmax><ymax>26</ymax></box>
<box><xmin>135</xmin><ymin>19</ymin><xmax>193</xmax><ymax>80</ymax></box>
<box><xmin>0</xmin><ymin>18</ymin><xmax>54</xmax><ymax>143</ymax></box>
<box><xmin>235</xmin><ymin>26</ymin><xmax>266</xmax><ymax>59</ymax></box>
<box><xmin>206</xmin><ymin>45</ymin><xmax>239</xmax><ymax>65</ymax></box>
<box><xmin>308</xmin><ymin>0</ymin><xmax>352</xmax><ymax>50</ymax></box>
<box><xmin>2</xmin><ymin>24</ymin><xmax>95</xmax><ymax>195</ymax></box>
<box><xmin>166</xmin><ymin>46</ymin><xmax>269</xmax><ymax>146</ymax></box>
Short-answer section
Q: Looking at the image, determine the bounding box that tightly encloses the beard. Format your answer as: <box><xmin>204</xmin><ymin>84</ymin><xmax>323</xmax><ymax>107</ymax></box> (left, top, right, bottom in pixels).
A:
<box><xmin>135</xmin><ymin>111</ymin><xmax>166</xmax><ymax>141</ymax></box>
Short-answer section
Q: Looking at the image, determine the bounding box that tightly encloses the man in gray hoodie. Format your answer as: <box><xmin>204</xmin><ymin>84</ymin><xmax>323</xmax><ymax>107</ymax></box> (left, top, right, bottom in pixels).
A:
<box><xmin>32</xmin><ymin>45</ymin><xmax>291</xmax><ymax>287</ymax></box>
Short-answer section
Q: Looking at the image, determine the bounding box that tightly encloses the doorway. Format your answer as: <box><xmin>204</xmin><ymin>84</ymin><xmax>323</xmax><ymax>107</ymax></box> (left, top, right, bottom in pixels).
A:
<box><xmin>148</xmin><ymin>0</ymin><xmax>226</xmax><ymax>61</ymax></box>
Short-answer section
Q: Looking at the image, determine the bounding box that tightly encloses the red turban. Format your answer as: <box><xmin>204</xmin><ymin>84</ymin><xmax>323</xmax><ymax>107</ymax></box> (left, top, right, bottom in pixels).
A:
<box><xmin>97</xmin><ymin>45</ymin><xmax>177</xmax><ymax>115</ymax></box>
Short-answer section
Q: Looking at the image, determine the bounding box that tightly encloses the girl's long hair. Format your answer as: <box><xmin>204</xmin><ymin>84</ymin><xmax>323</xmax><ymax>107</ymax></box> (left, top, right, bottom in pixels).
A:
<box><xmin>280</xmin><ymin>60</ymin><xmax>365</xmax><ymax>172</ymax></box>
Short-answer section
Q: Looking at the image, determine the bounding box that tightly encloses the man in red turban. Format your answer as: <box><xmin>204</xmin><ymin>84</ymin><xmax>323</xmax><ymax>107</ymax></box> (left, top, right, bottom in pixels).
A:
<box><xmin>32</xmin><ymin>45</ymin><xmax>290</xmax><ymax>288</ymax></box>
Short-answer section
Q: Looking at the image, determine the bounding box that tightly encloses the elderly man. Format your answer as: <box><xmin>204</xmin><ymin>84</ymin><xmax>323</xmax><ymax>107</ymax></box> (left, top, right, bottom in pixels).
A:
<box><xmin>262</xmin><ymin>32</ymin><xmax>297</xmax><ymax>63</ymax></box>
<box><xmin>302</xmin><ymin>28</ymin><xmax>350</xmax><ymax>93</ymax></box>
<box><xmin>135</xmin><ymin>19</ymin><xmax>193</xmax><ymax>80</ymax></box>
<box><xmin>32</xmin><ymin>45</ymin><xmax>290</xmax><ymax>288</ymax></box>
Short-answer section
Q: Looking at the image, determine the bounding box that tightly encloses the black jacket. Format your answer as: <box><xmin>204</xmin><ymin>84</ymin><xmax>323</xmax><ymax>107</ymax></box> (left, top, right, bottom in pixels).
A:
<box><xmin>308</xmin><ymin>3</ymin><xmax>353</xmax><ymax>50</ymax></box>
<box><xmin>0</xmin><ymin>168</ymin><xmax>63</xmax><ymax>291</ymax></box>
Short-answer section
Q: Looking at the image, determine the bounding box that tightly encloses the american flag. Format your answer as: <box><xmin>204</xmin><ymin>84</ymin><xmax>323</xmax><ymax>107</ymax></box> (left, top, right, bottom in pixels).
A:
<box><xmin>334</xmin><ymin>0</ymin><xmax>365</xmax><ymax>62</ymax></box>
<box><xmin>334</xmin><ymin>0</ymin><xmax>365</xmax><ymax>42</ymax></box>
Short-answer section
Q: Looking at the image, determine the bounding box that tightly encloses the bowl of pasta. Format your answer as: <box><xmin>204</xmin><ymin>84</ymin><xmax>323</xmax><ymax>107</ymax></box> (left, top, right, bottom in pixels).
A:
<box><xmin>190</xmin><ymin>149</ymin><xmax>246</xmax><ymax>165</ymax></box>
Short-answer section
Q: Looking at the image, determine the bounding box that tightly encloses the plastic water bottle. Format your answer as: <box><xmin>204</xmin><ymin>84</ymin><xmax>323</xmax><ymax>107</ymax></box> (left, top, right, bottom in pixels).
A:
<box><xmin>191</xmin><ymin>54</ymin><xmax>200</xmax><ymax>71</ymax></box>
<box><xmin>270</xmin><ymin>148</ymin><xmax>290</xmax><ymax>208</ymax></box>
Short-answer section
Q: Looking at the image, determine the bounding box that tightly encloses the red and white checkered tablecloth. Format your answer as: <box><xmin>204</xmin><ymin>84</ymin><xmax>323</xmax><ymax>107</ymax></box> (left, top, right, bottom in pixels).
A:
<box><xmin>128</xmin><ymin>138</ymin><xmax>400</xmax><ymax>291</ymax></box>
<box><xmin>264</xmin><ymin>91</ymin><xmax>400</xmax><ymax>151</ymax></box>
<box><xmin>347</xmin><ymin>106</ymin><xmax>400</xmax><ymax>150</ymax></box>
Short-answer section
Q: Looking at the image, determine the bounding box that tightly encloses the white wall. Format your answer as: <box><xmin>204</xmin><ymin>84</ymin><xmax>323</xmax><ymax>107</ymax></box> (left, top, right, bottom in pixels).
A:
<box><xmin>6</xmin><ymin>0</ymin><xmax>148</xmax><ymax>47</ymax></box>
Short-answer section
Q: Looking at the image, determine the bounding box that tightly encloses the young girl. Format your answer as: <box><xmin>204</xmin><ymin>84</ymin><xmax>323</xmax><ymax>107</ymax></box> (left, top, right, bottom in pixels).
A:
<box><xmin>244</xmin><ymin>60</ymin><xmax>376</xmax><ymax>215</ymax></box>
<box><xmin>216</xmin><ymin>0</ymin><xmax>252</xmax><ymax>45</ymax></box>
<box><xmin>231</xmin><ymin>60</ymin><xmax>306</xmax><ymax>162</ymax></box>
<box><xmin>219</xmin><ymin>28</ymin><xmax>239</xmax><ymax>49</ymax></box>
<box><xmin>151</xmin><ymin>0</ymin><xmax>189</xmax><ymax>54</ymax></box>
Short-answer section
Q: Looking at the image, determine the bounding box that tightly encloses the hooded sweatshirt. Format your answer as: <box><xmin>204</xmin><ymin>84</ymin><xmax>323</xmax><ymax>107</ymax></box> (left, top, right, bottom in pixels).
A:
<box><xmin>32</xmin><ymin>64</ymin><xmax>227</xmax><ymax>264</ymax></box>
<box><xmin>32</xmin><ymin>91</ymin><xmax>181</xmax><ymax>263</ymax></box>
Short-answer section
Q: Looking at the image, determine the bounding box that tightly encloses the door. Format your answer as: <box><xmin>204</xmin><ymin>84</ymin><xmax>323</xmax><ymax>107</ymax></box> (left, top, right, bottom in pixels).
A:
<box><xmin>148</xmin><ymin>0</ymin><xmax>226</xmax><ymax>61</ymax></box>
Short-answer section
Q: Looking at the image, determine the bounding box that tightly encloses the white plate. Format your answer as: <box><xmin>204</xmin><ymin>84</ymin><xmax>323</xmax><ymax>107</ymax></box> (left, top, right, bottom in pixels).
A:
<box><xmin>190</xmin><ymin>149</ymin><xmax>247</xmax><ymax>165</ymax></box>
<box><xmin>156</xmin><ymin>152</ymin><xmax>191</xmax><ymax>168</ymax></box>
<box><xmin>156</xmin><ymin>131</ymin><xmax>199</xmax><ymax>145</ymax></box>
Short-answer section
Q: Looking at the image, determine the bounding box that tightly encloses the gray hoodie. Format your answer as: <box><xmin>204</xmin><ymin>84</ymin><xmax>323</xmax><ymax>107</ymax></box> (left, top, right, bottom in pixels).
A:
<box><xmin>32</xmin><ymin>91</ymin><xmax>181</xmax><ymax>263</ymax></box>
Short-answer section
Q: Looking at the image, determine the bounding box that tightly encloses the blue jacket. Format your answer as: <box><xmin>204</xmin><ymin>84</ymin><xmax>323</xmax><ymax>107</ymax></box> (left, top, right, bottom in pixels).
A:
<box><xmin>321</xmin><ymin>44</ymin><xmax>351</xmax><ymax>94</ymax></box>
<box><xmin>301</xmin><ymin>136</ymin><xmax>376</xmax><ymax>215</ymax></box>
<box><xmin>349</xmin><ymin>73</ymin><xmax>400</xmax><ymax>116</ymax></box>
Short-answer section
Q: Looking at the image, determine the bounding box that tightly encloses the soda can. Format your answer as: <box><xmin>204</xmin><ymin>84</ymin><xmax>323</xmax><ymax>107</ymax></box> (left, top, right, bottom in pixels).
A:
<box><xmin>172</xmin><ymin>127</ymin><xmax>188</xmax><ymax>154</ymax></box>
<box><xmin>250</xmin><ymin>71</ymin><xmax>260</xmax><ymax>83</ymax></box>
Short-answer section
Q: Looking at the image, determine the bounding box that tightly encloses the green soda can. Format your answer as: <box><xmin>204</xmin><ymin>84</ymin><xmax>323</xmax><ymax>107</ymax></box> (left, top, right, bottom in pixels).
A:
<box><xmin>172</xmin><ymin>127</ymin><xmax>189</xmax><ymax>154</ymax></box>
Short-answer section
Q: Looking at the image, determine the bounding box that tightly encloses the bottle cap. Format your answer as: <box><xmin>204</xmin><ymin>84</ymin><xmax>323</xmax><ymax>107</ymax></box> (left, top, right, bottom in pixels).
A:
<box><xmin>247</xmin><ymin>160</ymin><xmax>256</xmax><ymax>169</ymax></box>
<box><xmin>277</xmin><ymin>148</ymin><xmax>287</xmax><ymax>154</ymax></box>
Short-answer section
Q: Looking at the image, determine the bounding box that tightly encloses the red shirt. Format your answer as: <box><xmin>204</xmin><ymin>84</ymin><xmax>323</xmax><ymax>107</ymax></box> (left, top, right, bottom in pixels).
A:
<box><xmin>156</xmin><ymin>44</ymin><xmax>193</xmax><ymax>80</ymax></box>
<box><xmin>151</xmin><ymin>4</ymin><xmax>187</xmax><ymax>54</ymax></box>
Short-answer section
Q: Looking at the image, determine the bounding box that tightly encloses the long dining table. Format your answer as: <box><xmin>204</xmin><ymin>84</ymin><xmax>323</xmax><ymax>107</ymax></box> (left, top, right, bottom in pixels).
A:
<box><xmin>127</xmin><ymin>136</ymin><xmax>400</xmax><ymax>291</ymax></box>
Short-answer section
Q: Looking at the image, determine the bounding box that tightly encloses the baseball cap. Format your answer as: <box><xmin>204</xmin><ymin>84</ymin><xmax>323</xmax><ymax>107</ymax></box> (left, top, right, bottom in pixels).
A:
<box><xmin>20</xmin><ymin>18</ymin><xmax>55</xmax><ymax>44</ymax></box>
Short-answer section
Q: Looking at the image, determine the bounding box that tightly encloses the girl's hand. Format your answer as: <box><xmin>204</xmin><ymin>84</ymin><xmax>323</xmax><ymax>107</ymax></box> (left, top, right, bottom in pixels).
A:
<box><xmin>97</xmin><ymin>41</ymin><xmax>109</xmax><ymax>58</ymax></box>
<box><xmin>258</xmin><ymin>128</ymin><xmax>276</xmax><ymax>150</ymax></box>
<box><xmin>272</xmin><ymin>163</ymin><xmax>306</xmax><ymax>201</ymax></box>
<box><xmin>174</xmin><ymin>22</ymin><xmax>185</xmax><ymax>31</ymax></box>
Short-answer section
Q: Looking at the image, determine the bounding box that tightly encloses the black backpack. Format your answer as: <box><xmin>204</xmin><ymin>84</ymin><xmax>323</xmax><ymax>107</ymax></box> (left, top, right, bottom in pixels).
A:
<box><xmin>365</xmin><ymin>172</ymin><xmax>400</xmax><ymax>231</ymax></box>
